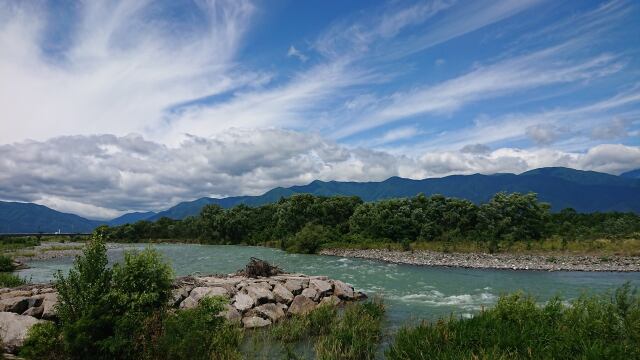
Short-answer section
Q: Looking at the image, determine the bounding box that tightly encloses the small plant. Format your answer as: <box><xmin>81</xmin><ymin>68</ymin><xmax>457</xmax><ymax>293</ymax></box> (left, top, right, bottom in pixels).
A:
<box><xmin>0</xmin><ymin>255</ymin><xmax>15</xmax><ymax>272</ymax></box>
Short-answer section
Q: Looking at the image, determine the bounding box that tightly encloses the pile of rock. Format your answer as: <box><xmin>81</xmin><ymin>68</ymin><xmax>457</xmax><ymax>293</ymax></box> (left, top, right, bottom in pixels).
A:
<box><xmin>0</xmin><ymin>286</ymin><xmax>57</xmax><ymax>353</ymax></box>
<box><xmin>0</xmin><ymin>273</ymin><xmax>362</xmax><ymax>352</ymax></box>
<box><xmin>172</xmin><ymin>273</ymin><xmax>364</xmax><ymax>328</ymax></box>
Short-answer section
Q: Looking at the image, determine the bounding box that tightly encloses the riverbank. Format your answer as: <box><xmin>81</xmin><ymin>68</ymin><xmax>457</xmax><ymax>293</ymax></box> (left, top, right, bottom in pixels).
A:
<box><xmin>320</xmin><ymin>248</ymin><xmax>640</xmax><ymax>272</ymax></box>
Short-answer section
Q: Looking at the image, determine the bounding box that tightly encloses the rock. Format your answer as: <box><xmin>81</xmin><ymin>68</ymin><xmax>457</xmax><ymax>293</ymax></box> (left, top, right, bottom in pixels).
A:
<box><xmin>254</xmin><ymin>281</ymin><xmax>272</xmax><ymax>290</ymax></box>
<box><xmin>22</xmin><ymin>305</ymin><xmax>43</xmax><ymax>318</ymax></box>
<box><xmin>189</xmin><ymin>287</ymin><xmax>229</xmax><ymax>302</ymax></box>
<box><xmin>272</xmin><ymin>284</ymin><xmax>294</xmax><ymax>304</ymax></box>
<box><xmin>310</xmin><ymin>279</ymin><xmax>332</xmax><ymax>296</ymax></box>
<box><xmin>301</xmin><ymin>288</ymin><xmax>317</xmax><ymax>300</ymax></box>
<box><xmin>1</xmin><ymin>291</ymin><xmax>31</xmax><ymax>298</ymax></box>
<box><xmin>252</xmin><ymin>303</ymin><xmax>285</xmax><ymax>322</ymax></box>
<box><xmin>40</xmin><ymin>293</ymin><xmax>58</xmax><ymax>320</ymax></box>
<box><xmin>0</xmin><ymin>297</ymin><xmax>31</xmax><ymax>314</ymax></box>
<box><xmin>242</xmin><ymin>316</ymin><xmax>271</xmax><ymax>328</ymax></box>
<box><xmin>245</xmin><ymin>285</ymin><xmax>274</xmax><ymax>304</ymax></box>
<box><xmin>233</xmin><ymin>293</ymin><xmax>255</xmax><ymax>312</ymax></box>
<box><xmin>288</xmin><ymin>295</ymin><xmax>317</xmax><ymax>316</ymax></box>
<box><xmin>319</xmin><ymin>295</ymin><xmax>341</xmax><ymax>307</ymax></box>
<box><xmin>221</xmin><ymin>304</ymin><xmax>241</xmax><ymax>325</ymax></box>
<box><xmin>0</xmin><ymin>312</ymin><xmax>47</xmax><ymax>353</ymax></box>
<box><xmin>284</xmin><ymin>279</ymin><xmax>304</xmax><ymax>294</ymax></box>
<box><xmin>170</xmin><ymin>288</ymin><xmax>188</xmax><ymax>307</ymax></box>
<box><xmin>332</xmin><ymin>280</ymin><xmax>355</xmax><ymax>300</ymax></box>
<box><xmin>179</xmin><ymin>296</ymin><xmax>198</xmax><ymax>309</ymax></box>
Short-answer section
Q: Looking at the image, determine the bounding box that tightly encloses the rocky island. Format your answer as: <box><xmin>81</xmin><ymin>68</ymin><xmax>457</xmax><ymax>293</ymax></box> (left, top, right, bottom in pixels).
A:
<box><xmin>0</xmin><ymin>269</ymin><xmax>362</xmax><ymax>353</ymax></box>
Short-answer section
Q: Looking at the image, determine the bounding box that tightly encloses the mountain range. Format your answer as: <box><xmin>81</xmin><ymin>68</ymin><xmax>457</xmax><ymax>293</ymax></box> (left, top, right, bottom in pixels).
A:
<box><xmin>1</xmin><ymin>167</ymin><xmax>639</xmax><ymax>233</ymax></box>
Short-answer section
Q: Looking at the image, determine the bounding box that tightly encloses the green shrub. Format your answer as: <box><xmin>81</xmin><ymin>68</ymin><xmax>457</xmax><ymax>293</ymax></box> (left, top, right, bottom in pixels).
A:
<box><xmin>53</xmin><ymin>235</ymin><xmax>174</xmax><ymax>360</ymax></box>
<box><xmin>20</xmin><ymin>322</ymin><xmax>66</xmax><ymax>360</ymax></box>
<box><xmin>0</xmin><ymin>272</ymin><xmax>27</xmax><ymax>287</ymax></box>
<box><xmin>0</xmin><ymin>255</ymin><xmax>15</xmax><ymax>272</ymax></box>
<box><xmin>386</xmin><ymin>284</ymin><xmax>640</xmax><ymax>360</ymax></box>
<box><xmin>315</xmin><ymin>299</ymin><xmax>385</xmax><ymax>360</ymax></box>
<box><xmin>157</xmin><ymin>296</ymin><xmax>242</xmax><ymax>360</ymax></box>
<box><xmin>287</xmin><ymin>224</ymin><xmax>337</xmax><ymax>254</ymax></box>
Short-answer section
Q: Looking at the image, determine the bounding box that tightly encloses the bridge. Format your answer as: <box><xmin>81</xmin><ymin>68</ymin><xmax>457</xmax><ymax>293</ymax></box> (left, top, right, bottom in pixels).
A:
<box><xmin>0</xmin><ymin>233</ymin><xmax>92</xmax><ymax>239</ymax></box>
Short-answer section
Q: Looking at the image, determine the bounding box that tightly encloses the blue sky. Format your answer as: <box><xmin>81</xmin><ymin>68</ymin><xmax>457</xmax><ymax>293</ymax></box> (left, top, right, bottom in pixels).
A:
<box><xmin>0</xmin><ymin>0</ymin><xmax>639</xmax><ymax>218</ymax></box>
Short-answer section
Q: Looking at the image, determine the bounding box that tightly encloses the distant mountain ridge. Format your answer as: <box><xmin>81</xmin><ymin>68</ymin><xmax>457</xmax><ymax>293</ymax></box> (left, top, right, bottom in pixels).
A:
<box><xmin>1</xmin><ymin>167</ymin><xmax>639</xmax><ymax>233</ymax></box>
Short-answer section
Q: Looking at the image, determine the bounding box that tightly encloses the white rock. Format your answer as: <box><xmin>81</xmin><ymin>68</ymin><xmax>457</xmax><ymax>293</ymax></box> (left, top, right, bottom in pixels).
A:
<box><xmin>252</xmin><ymin>303</ymin><xmax>285</xmax><ymax>322</ymax></box>
<box><xmin>272</xmin><ymin>284</ymin><xmax>294</xmax><ymax>304</ymax></box>
<box><xmin>332</xmin><ymin>280</ymin><xmax>355</xmax><ymax>300</ymax></box>
<box><xmin>288</xmin><ymin>295</ymin><xmax>316</xmax><ymax>316</ymax></box>
<box><xmin>233</xmin><ymin>293</ymin><xmax>255</xmax><ymax>312</ymax></box>
<box><xmin>220</xmin><ymin>304</ymin><xmax>241</xmax><ymax>325</ymax></box>
<box><xmin>310</xmin><ymin>279</ymin><xmax>332</xmax><ymax>296</ymax></box>
<box><xmin>284</xmin><ymin>279</ymin><xmax>304</xmax><ymax>294</ymax></box>
<box><xmin>189</xmin><ymin>287</ymin><xmax>229</xmax><ymax>302</ymax></box>
<box><xmin>245</xmin><ymin>285</ymin><xmax>274</xmax><ymax>304</ymax></box>
<box><xmin>0</xmin><ymin>312</ymin><xmax>47</xmax><ymax>353</ymax></box>
<box><xmin>301</xmin><ymin>288</ymin><xmax>317</xmax><ymax>300</ymax></box>
<box><xmin>242</xmin><ymin>316</ymin><xmax>272</xmax><ymax>328</ymax></box>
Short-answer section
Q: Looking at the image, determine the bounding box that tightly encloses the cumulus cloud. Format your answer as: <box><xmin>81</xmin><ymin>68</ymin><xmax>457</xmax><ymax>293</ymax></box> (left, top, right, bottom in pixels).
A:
<box><xmin>1</xmin><ymin>131</ymin><xmax>639</xmax><ymax>219</ymax></box>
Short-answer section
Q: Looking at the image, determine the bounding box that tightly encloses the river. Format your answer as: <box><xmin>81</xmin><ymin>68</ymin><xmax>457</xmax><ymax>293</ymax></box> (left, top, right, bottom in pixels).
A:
<box><xmin>17</xmin><ymin>243</ymin><xmax>640</xmax><ymax>329</ymax></box>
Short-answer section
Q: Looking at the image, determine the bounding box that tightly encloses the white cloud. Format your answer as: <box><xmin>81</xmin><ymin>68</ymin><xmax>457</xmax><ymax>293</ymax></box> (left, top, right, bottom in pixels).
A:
<box><xmin>1</xmin><ymin>131</ymin><xmax>639</xmax><ymax>218</ymax></box>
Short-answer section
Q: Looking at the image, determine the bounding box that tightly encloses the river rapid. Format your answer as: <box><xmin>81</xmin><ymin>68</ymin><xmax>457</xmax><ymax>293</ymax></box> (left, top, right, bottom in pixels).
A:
<box><xmin>17</xmin><ymin>243</ymin><xmax>640</xmax><ymax>329</ymax></box>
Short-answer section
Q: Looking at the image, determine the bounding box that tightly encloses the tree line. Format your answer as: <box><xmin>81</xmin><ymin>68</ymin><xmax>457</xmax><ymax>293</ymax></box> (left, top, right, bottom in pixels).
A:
<box><xmin>100</xmin><ymin>192</ymin><xmax>640</xmax><ymax>253</ymax></box>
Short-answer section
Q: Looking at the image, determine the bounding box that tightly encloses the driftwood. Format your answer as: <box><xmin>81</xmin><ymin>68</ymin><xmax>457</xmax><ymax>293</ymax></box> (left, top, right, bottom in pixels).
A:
<box><xmin>238</xmin><ymin>257</ymin><xmax>283</xmax><ymax>278</ymax></box>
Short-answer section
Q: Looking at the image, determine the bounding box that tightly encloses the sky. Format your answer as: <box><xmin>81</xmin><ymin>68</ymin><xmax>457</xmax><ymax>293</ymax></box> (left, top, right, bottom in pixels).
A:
<box><xmin>1</xmin><ymin>0</ymin><xmax>639</xmax><ymax>219</ymax></box>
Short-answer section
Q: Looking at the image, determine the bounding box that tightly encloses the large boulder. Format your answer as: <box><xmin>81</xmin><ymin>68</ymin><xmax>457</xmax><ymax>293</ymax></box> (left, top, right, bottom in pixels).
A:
<box><xmin>232</xmin><ymin>293</ymin><xmax>255</xmax><ymax>312</ymax></box>
<box><xmin>180</xmin><ymin>287</ymin><xmax>228</xmax><ymax>309</ymax></box>
<box><xmin>0</xmin><ymin>312</ymin><xmax>47</xmax><ymax>353</ymax></box>
<box><xmin>242</xmin><ymin>316</ymin><xmax>271</xmax><ymax>328</ymax></box>
<box><xmin>40</xmin><ymin>293</ymin><xmax>58</xmax><ymax>320</ymax></box>
<box><xmin>220</xmin><ymin>304</ymin><xmax>241</xmax><ymax>325</ymax></box>
<box><xmin>272</xmin><ymin>284</ymin><xmax>294</xmax><ymax>304</ymax></box>
<box><xmin>319</xmin><ymin>295</ymin><xmax>341</xmax><ymax>307</ymax></box>
<box><xmin>301</xmin><ymin>288</ymin><xmax>318</xmax><ymax>301</ymax></box>
<box><xmin>310</xmin><ymin>279</ymin><xmax>332</xmax><ymax>297</ymax></box>
<box><xmin>283</xmin><ymin>279</ymin><xmax>304</xmax><ymax>294</ymax></box>
<box><xmin>245</xmin><ymin>285</ymin><xmax>274</xmax><ymax>304</ymax></box>
<box><xmin>332</xmin><ymin>280</ymin><xmax>355</xmax><ymax>300</ymax></box>
<box><xmin>288</xmin><ymin>295</ymin><xmax>317</xmax><ymax>316</ymax></box>
<box><xmin>251</xmin><ymin>303</ymin><xmax>285</xmax><ymax>322</ymax></box>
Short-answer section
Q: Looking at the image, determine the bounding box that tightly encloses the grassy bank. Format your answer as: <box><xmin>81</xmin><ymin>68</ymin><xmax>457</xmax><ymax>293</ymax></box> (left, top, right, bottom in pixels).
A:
<box><xmin>386</xmin><ymin>284</ymin><xmax>640</xmax><ymax>360</ymax></box>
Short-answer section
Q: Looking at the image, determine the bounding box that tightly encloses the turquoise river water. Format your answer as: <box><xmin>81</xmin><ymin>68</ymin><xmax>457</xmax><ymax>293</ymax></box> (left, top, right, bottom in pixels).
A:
<box><xmin>18</xmin><ymin>244</ymin><xmax>640</xmax><ymax>329</ymax></box>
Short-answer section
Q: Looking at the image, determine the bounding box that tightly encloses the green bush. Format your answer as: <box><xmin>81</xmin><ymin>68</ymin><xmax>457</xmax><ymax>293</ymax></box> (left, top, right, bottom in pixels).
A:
<box><xmin>386</xmin><ymin>284</ymin><xmax>640</xmax><ymax>360</ymax></box>
<box><xmin>20</xmin><ymin>322</ymin><xmax>66</xmax><ymax>360</ymax></box>
<box><xmin>0</xmin><ymin>272</ymin><xmax>26</xmax><ymax>287</ymax></box>
<box><xmin>287</xmin><ymin>224</ymin><xmax>337</xmax><ymax>254</ymax></box>
<box><xmin>157</xmin><ymin>296</ymin><xmax>242</xmax><ymax>360</ymax></box>
<box><xmin>0</xmin><ymin>255</ymin><xmax>15</xmax><ymax>272</ymax></box>
<box><xmin>52</xmin><ymin>235</ymin><xmax>174</xmax><ymax>360</ymax></box>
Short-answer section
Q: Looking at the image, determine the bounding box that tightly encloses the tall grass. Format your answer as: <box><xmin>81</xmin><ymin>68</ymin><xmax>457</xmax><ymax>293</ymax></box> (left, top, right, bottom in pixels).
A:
<box><xmin>314</xmin><ymin>300</ymin><xmax>385</xmax><ymax>360</ymax></box>
<box><xmin>0</xmin><ymin>272</ymin><xmax>27</xmax><ymax>287</ymax></box>
<box><xmin>386</xmin><ymin>284</ymin><xmax>640</xmax><ymax>360</ymax></box>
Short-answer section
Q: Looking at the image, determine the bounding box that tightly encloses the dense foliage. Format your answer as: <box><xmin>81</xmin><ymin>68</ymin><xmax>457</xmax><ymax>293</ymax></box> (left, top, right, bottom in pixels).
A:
<box><xmin>102</xmin><ymin>192</ymin><xmax>640</xmax><ymax>253</ymax></box>
<box><xmin>386</xmin><ymin>284</ymin><xmax>640</xmax><ymax>360</ymax></box>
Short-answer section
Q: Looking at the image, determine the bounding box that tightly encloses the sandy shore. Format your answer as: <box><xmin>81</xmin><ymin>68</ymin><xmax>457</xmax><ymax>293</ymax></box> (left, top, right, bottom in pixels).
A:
<box><xmin>319</xmin><ymin>248</ymin><xmax>640</xmax><ymax>272</ymax></box>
